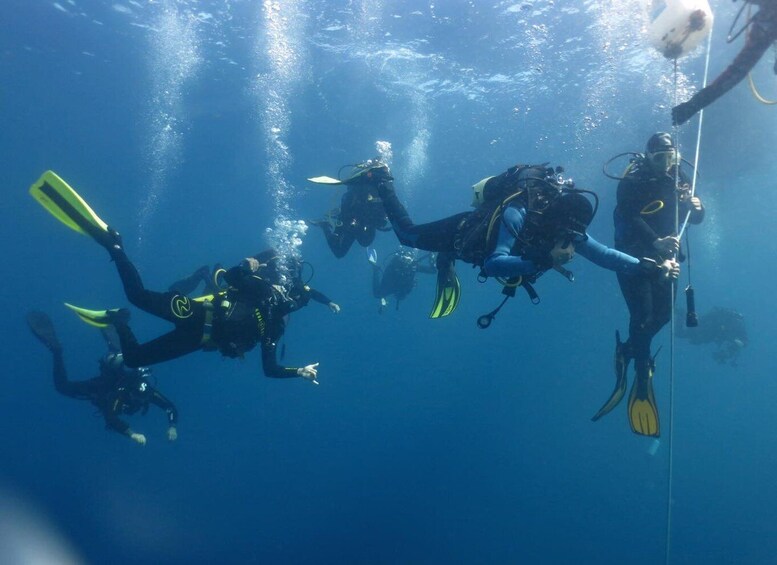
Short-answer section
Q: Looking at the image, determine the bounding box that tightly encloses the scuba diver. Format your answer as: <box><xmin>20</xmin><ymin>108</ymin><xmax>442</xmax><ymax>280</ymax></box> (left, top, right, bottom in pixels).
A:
<box><xmin>29</xmin><ymin>171</ymin><xmax>320</xmax><ymax>384</ymax></box>
<box><xmin>677</xmin><ymin>307</ymin><xmax>748</xmax><ymax>365</ymax></box>
<box><xmin>367</xmin><ymin>248</ymin><xmax>436</xmax><ymax>313</ymax></box>
<box><xmin>26</xmin><ymin>311</ymin><xmax>178</xmax><ymax>446</ymax></box>
<box><xmin>251</xmin><ymin>249</ymin><xmax>341</xmax><ymax>315</ymax></box>
<box><xmin>592</xmin><ymin>133</ymin><xmax>704</xmax><ymax>437</ymax></box>
<box><xmin>375</xmin><ymin>160</ymin><xmax>680</xmax><ymax>322</ymax></box>
<box><xmin>307</xmin><ymin>158</ymin><xmax>390</xmax><ymax>258</ymax></box>
<box><xmin>672</xmin><ymin>0</ymin><xmax>777</xmax><ymax>125</ymax></box>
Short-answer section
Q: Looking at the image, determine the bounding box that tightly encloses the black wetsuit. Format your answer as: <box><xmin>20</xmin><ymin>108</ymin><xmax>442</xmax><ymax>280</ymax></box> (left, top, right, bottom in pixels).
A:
<box><xmin>673</xmin><ymin>0</ymin><xmax>777</xmax><ymax>124</ymax></box>
<box><xmin>614</xmin><ymin>161</ymin><xmax>704</xmax><ymax>369</ymax></box>
<box><xmin>318</xmin><ymin>185</ymin><xmax>388</xmax><ymax>258</ymax></box>
<box><xmin>109</xmin><ymin>247</ymin><xmax>301</xmax><ymax>378</ymax></box>
<box><xmin>372</xmin><ymin>253</ymin><xmax>436</xmax><ymax>308</ymax></box>
<box><xmin>51</xmin><ymin>348</ymin><xmax>177</xmax><ymax>436</ymax></box>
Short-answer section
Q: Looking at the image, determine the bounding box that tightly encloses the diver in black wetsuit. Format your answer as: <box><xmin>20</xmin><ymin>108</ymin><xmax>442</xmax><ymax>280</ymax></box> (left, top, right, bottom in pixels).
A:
<box><xmin>309</xmin><ymin>159</ymin><xmax>390</xmax><ymax>258</ymax></box>
<box><xmin>677</xmin><ymin>307</ymin><xmax>748</xmax><ymax>365</ymax></box>
<box><xmin>26</xmin><ymin>312</ymin><xmax>178</xmax><ymax>446</ymax></box>
<box><xmin>592</xmin><ymin>132</ymin><xmax>704</xmax><ymax>437</ymax></box>
<box><xmin>102</xmin><ymin>239</ymin><xmax>320</xmax><ymax>383</ymax></box>
<box><xmin>672</xmin><ymin>0</ymin><xmax>777</xmax><ymax>125</ymax></box>
<box><xmin>367</xmin><ymin>248</ymin><xmax>436</xmax><ymax>313</ymax></box>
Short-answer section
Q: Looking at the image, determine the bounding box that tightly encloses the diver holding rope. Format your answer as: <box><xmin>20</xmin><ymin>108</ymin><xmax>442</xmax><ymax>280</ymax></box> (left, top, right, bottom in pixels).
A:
<box><xmin>592</xmin><ymin>133</ymin><xmax>704</xmax><ymax>437</ymax></box>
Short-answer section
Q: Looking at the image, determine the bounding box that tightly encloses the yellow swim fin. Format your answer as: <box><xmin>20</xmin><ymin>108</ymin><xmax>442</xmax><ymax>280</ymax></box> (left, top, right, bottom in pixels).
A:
<box><xmin>628</xmin><ymin>359</ymin><xmax>660</xmax><ymax>437</ymax></box>
<box><xmin>592</xmin><ymin>331</ymin><xmax>630</xmax><ymax>421</ymax></box>
<box><xmin>64</xmin><ymin>303</ymin><xmax>127</xmax><ymax>328</ymax></box>
<box><xmin>30</xmin><ymin>171</ymin><xmax>113</xmax><ymax>245</ymax></box>
<box><xmin>429</xmin><ymin>261</ymin><xmax>461</xmax><ymax>319</ymax></box>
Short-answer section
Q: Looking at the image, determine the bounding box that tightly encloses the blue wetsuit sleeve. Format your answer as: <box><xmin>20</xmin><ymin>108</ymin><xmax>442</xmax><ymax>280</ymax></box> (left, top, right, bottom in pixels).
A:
<box><xmin>577</xmin><ymin>234</ymin><xmax>641</xmax><ymax>274</ymax></box>
<box><xmin>483</xmin><ymin>206</ymin><xmax>541</xmax><ymax>278</ymax></box>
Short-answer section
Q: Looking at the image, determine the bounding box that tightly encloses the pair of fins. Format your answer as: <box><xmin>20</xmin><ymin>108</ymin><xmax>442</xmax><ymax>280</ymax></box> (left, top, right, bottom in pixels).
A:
<box><xmin>591</xmin><ymin>331</ymin><xmax>660</xmax><ymax>437</ymax></box>
<box><xmin>429</xmin><ymin>255</ymin><xmax>460</xmax><ymax>319</ymax></box>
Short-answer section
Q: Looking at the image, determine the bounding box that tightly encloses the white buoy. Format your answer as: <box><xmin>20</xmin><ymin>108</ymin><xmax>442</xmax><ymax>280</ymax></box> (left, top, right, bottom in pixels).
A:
<box><xmin>647</xmin><ymin>0</ymin><xmax>714</xmax><ymax>59</ymax></box>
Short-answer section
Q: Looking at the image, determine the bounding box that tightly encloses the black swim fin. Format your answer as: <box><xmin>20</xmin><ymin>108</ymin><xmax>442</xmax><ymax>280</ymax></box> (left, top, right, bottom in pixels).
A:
<box><xmin>628</xmin><ymin>357</ymin><xmax>660</xmax><ymax>437</ymax></box>
<box><xmin>592</xmin><ymin>331</ymin><xmax>630</xmax><ymax>421</ymax></box>
<box><xmin>26</xmin><ymin>311</ymin><xmax>61</xmax><ymax>351</ymax></box>
<box><xmin>429</xmin><ymin>256</ymin><xmax>460</xmax><ymax>319</ymax></box>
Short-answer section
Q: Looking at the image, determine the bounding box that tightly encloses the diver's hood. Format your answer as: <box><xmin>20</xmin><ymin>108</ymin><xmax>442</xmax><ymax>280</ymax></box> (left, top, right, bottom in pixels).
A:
<box><xmin>544</xmin><ymin>192</ymin><xmax>595</xmax><ymax>234</ymax></box>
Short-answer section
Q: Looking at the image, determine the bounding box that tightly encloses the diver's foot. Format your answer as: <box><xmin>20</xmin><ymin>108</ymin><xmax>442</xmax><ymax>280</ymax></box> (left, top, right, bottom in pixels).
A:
<box><xmin>105</xmin><ymin>308</ymin><xmax>131</xmax><ymax>326</ymax></box>
<box><xmin>103</xmin><ymin>228</ymin><xmax>124</xmax><ymax>257</ymax></box>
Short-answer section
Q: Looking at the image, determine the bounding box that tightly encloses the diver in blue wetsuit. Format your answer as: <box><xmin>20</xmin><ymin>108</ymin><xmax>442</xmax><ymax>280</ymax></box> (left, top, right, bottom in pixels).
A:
<box><xmin>376</xmin><ymin>162</ymin><xmax>679</xmax><ymax>319</ymax></box>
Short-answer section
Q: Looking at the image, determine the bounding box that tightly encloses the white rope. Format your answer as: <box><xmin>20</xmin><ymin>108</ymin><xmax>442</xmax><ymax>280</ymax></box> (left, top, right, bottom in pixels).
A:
<box><xmin>667</xmin><ymin>17</ymin><xmax>715</xmax><ymax>565</ymax></box>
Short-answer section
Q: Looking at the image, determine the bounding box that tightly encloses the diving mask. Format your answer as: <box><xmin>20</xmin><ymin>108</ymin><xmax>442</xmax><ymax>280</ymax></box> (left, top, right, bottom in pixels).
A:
<box><xmin>647</xmin><ymin>149</ymin><xmax>679</xmax><ymax>172</ymax></box>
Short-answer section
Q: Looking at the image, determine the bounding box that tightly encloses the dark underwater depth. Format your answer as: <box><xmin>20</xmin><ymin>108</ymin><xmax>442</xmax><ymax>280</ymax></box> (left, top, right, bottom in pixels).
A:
<box><xmin>1</xmin><ymin>1</ymin><xmax>776</xmax><ymax>563</ymax></box>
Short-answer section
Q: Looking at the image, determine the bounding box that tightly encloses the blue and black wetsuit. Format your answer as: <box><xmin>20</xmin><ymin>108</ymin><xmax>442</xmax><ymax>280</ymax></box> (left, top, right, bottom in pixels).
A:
<box><xmin>484</xmin><ymin>205</ymin><xmax>643</xmax><ymax>278</ymax></box>
<box><xmin>378</xmin><ymin>179</ymin><xmax>645</xmax><ymax>279</ymax></box>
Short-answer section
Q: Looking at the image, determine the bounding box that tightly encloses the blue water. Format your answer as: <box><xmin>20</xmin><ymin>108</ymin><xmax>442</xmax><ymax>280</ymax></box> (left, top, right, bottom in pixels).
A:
<box><xmin>1</xmin><ymin>1</ymin><xmax>776</xmax><ymax>563</ymax></box>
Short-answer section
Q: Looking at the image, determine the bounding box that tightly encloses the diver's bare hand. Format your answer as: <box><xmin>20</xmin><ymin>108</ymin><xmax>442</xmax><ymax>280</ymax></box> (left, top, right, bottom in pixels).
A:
<box><xmin>130</xmin><ymin>432</ymin><xmax>147</xmax><ymax>446</ymax></box>
<box><xmin>653</xmin><ymin>236</ymin><xmax>679</xmax><ymax>254</ymax></box>
<box><xmin>298</xmin><ymin>363</ymin><xmax>320</xmax><ymax>385</ymax></box>
<box><xmin>659</xmin><ymin>259</ymin><xmax>680</xmax><ymax>280</ymax></box>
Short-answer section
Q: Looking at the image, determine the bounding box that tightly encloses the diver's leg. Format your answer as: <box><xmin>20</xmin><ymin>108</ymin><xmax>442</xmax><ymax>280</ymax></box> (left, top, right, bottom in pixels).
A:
<box><xmin>50</xmin><ymin>347</ymin><xmax>81</xmax><ymax>398</ymax></box>
<box><xmin>168</xmin><ymin>266</ymin><xmax>210</xmax><ymax>295</ymax></box>
<box><xmin>325</xmin><ymin>227</ymin><xmax>355</xmax><ymax>258</ymax></box>
<box><xmin>356</xmin><ymin>226</ymin><xmax>377</xmax><ymax>247</ymax></box>
<box><xmin>110</xmin><ymin>247</ymin><xmax>200</xmax><ymax>324</ymax></box>
<box><xmin>617</xmin><ymin>272</ymin><xmax>653</xmax><ymax>364</ymax></box>
<box><xmin>372</xmin><ymin>265</ymin><xmax>384</xmax><ymax>299</ymax></box>
<box><xmin>115</xmin><ymin>324</ymin><xmax>203</xmax><ymax>368</ymax></box>
<box><xmin>378</xmin><ymin>182</ymin><xmax>467</xmax><ymax>251</ymax></box>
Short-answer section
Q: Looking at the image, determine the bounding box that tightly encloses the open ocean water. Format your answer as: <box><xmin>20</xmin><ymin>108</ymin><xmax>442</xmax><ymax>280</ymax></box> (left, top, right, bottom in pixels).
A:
<box><xmin>1</xmin><ymin>1</ymin><xmax>776</xmax><ymax>563</ymax></box>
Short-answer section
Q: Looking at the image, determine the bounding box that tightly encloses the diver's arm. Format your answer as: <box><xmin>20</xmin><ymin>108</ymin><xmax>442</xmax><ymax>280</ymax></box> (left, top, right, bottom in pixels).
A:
<box><xmin>307</xmin><ymin>287</ymin><xmax>332</xmax><ymax>305</ymax></box>
<box><xmin>149</xmin><ymin>389</ymin><xmax>178</xmax><ymax>427</ymax></box>
<box><xmin>148</xmin><ymin>389</ymin><xmax>178</xmax><ymax>440</ymax></box>
<box><xmin>483</xmin><ymin>206</ymin><xmax>543</xmax><ymax>278</ymax></box>
<box><xmin>579</xmin><ymin>235</ymin><xmax>679</xmax><ymax>278</ymax></box>
<box><xmin>101</xmin><ymin>398</ymin><xmax>132</xmax><ymax>436</ymax></box>
<box><xmin>259</xmin><ymin>339</ymin><xmax>302</xmax><ymax>378</ymax></box>
<box><xmin>673</xmin><ymin>11</ymin><xmax>776</xmax><ymax>124</ymax></box>
<box><xmin>577</xmin><ymin>234</ymin><xmax>642</xmax><ymax>274</ymax></box>
<box><xmin>616</xmin><ymin>178</ymin><xmax>659</xmax><ymax>244</ymax></box>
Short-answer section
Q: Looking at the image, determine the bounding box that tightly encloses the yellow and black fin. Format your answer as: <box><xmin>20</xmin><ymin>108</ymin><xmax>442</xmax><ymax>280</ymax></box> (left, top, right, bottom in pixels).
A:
<box><xmin>628</xmin><ymin>358</ymin><xmax>660</xmax><ymax>437</ymax></box>
<box><xmin>429</xmin><ymin>264</ymin><xmax>461</xmax><ymax>319</ymax></box>
<box><xmin>592</xmin><ymin>331</ymin><xmax>630</xmax><ymax>421</ymax></box>
<box><xmin>29</xmin><ymin>171</ymin><xmax>113</xmax><ymax>246</ymax></box>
